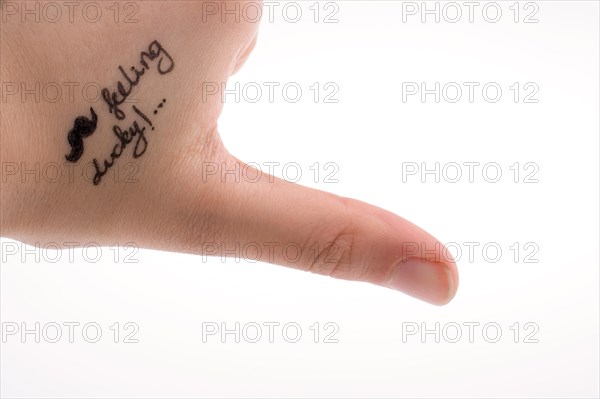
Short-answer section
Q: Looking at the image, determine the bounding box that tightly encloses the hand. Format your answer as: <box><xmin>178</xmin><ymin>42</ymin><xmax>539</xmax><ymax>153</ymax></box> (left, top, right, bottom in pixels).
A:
<box><xmin>0</xmin><ymin>0</ymin><xmax>458</xmax><ymax>305</ymax></box>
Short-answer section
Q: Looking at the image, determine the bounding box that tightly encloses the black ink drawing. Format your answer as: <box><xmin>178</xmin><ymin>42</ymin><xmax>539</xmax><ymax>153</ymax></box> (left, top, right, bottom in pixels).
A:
<box><xmin>65</xmin><ymin>107</ymin><xmax>98</xmax><ymax>163</ymax></box>
<box><xmin>63</xmin><ymin>39</ymin><xmax>175</xmax><ymax>185</ymax></box>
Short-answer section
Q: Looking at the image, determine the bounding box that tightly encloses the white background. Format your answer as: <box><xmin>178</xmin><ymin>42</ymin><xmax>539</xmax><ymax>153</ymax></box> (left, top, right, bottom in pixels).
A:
<box><xmin>1</xmin><ymin>1</ymin><xmax>599</xmax><ymax>398</ymax></box>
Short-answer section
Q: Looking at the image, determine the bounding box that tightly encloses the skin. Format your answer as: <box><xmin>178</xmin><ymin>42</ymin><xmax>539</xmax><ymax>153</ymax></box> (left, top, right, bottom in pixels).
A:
<box><xmin>0</xmin><ymin>1</ymin><xmax>458</xmax><ymax>305</ymax></box>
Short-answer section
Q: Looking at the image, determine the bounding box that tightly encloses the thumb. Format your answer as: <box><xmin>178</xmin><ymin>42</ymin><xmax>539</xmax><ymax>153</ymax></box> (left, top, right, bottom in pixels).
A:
<box><xmin>204</xmin><ymin>154</ymin><xmax>459</xmax><ymax>306</ymax></box>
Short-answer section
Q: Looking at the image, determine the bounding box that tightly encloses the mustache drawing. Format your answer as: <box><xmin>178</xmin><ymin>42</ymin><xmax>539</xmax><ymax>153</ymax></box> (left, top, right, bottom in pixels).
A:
<box><xmin>65</xmin><ymin>107</ymin><xmax>98</xmax><ymax>163</ymax></box>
